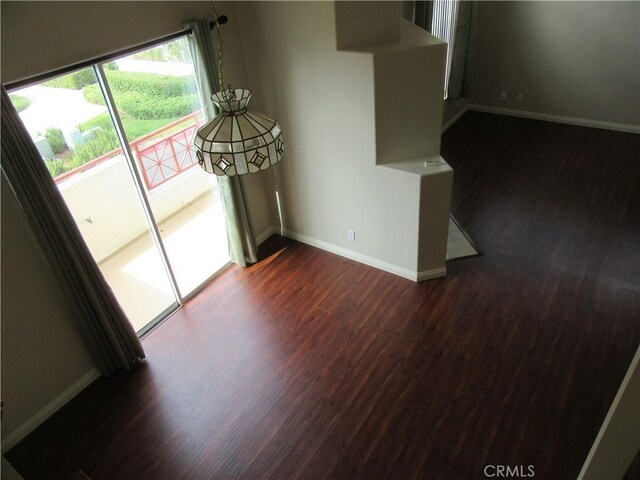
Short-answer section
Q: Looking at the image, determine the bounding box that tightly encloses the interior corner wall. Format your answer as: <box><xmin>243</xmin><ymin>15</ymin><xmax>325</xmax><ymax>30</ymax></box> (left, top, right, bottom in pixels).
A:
<box><xmin>465</xmin><ymin>1</ymin><xmax>640</xmax><ymax>126</ymax></box>
<box><xmin>235</xmin><ymin>1</ymin><xmax>425</xmax><ymax>273</ymax></box>
<box><xmin>1</xmin><ymin>174</ymin><xmax>97</xmax><ymax>443</ymax></box>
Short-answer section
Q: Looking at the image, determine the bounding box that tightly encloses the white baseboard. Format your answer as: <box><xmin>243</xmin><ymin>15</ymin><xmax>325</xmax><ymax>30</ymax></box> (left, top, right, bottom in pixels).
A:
<box><xmin>417</xmin><ymin>267</ymin><xmax>447</xmax><ymax>282</ymax></box>
<box><xmin>2</xmin><ymin>367</ymin><xmax>101</xmax><ymax>453</ymax></box>
<box><xmin>281</xmin><ymin>227</ymin><xmax>445</xmax><ymax>283</ymax></box>
<box><xmin>468</xmin><ymin>104</ymin><xmax>640</xmax><ymax>134</ymax></box>
<box><xmin>442</xmin><ymin>104</ymin><xmax>470</xmax><ymax>134</ymax></box>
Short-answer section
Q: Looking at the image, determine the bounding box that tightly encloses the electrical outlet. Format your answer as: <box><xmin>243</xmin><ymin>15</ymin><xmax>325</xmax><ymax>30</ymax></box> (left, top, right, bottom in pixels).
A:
<box><xmin>347</xmin><ymin>230</ymin><xmax>356</xmax><ymax>242</ymax></box>
<box><xmin>516</xmin><ymin>93</ymin><xmax>523</xmax><ymax>103</ymax></box>
<box><xmin>500</xmin><ymin>91</ymin><xmax>508</xmax><ymax>101</ymax></box>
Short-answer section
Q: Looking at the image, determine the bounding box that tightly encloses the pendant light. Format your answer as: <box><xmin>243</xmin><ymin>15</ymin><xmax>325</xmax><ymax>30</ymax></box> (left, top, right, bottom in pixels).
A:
<box><xmin>194</xmin><ymin>3</ymin><xmax>284</xmax><ymax>176</ymax></box>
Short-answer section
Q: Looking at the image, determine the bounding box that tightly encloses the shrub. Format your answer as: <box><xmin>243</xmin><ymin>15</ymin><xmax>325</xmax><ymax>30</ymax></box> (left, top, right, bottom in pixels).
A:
<box><xmin>83</xmin><ymin>83</ymin><xmax>200</xmax><ymax>120</ymax></box>
<box><xmin>69</xmin><ymin>129</ymin><xmax>119</xmax><ymax>168</ymax></box>
<box><xmin>78</xmin><ymin>112</ymin><xmax>112</xmax><ymax>132</ymax></box>
<box><xmin>105</xmin><ymin>70</ymin><xmax>198</xmax><ymax>98</ymax></box>
<box><xmin>9</xmin><ymin>94</ymin><xmax>31</xmax><ymax>112</ymax></box>
<box><xmin>83</xmin><ymin>70</ymin><xmax>199</xmax><ymax>119</ymax></box>
<box><xmin>44</xmin><ymin>69</ymin><xmax>97</xmax><ymax>90</ymax></box>
<box><xmin>44</xmin><ymin>158</ymin><xmax>65</xmax><ymax>177</ymax></box>
<box><xmin>44</xmin><ymin>128</ymin><xmax>67</xmax><ymax>154</ymax></box>
<box><xmin>118</xmin><ymin>92</ymin><xmax>199</xmax><ymax>120</ymax></box>
<box><xmin>82</xmin><ymin>84</ymin><xmax>105</xmax><ymax>105</ymax></box>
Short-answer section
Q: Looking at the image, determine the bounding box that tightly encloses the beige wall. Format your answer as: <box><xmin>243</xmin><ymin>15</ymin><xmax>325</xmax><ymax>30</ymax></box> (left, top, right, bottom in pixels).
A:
<box><xmin>0</xmin><ymin>0</ymin><xmax>275</xmax><ymax>443</ymax></box>
<box><xmin>235</xmin><ymin>2</ymin><xmax>450</xmax><ymax>276</ymax></box>
<box><xmin>466</xmin><ymin>1</ymin><xmax>640</xmax><ymax>126</ymax></box>
<box><xmin>1</xmin><ymin>174</ymin><xmax>97</xmax><ymax>442</ymax></box>
<box><xmin>2</xmin><ymin>1</ymin><xmax>210</xmax><ymax>85</ymax></box>
<box><xmin>237</xmin><ymin>1</ymin><xmax>387</xmax><ymax>264</ymax></box>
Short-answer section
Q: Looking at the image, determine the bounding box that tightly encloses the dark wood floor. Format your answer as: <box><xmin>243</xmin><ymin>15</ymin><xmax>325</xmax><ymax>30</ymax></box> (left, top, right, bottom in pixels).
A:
<box><xmin>7</xmin><ymin>112</ymin><xmax>640</xmax><ymax>479</ymax></box>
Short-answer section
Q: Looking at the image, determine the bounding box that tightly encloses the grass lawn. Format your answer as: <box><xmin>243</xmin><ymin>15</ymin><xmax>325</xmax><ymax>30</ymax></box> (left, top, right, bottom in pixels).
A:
<box><xmin>80</xmin><ymin>112</ymin><xmax>181</xmax><ymax>142</ymax></box>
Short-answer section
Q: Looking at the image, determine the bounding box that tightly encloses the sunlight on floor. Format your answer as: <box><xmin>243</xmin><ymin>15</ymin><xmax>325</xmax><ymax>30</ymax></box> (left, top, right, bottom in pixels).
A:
<box><xmin>99</xmin><ymin>193</ymin><xmax>229</xmax><ymax>332</ymax></box>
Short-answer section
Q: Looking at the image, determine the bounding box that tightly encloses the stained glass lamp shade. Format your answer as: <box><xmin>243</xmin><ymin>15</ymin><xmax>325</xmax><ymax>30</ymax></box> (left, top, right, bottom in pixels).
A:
<box><xmin>195</xmin><ymin>88</ymin><xmax>284</xmax><ymax>176</ymax></box>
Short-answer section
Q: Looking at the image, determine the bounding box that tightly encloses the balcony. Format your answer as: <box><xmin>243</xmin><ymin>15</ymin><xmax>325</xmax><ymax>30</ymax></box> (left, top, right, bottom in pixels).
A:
<box><xmin>52</xmin><ymin>112</ymin><xmax>229</xmax><ymax>332</ymax></box>
<box><xmin>10</xmin><ymin>43</ymin><xmax>232</xmax><ymax>333</ymax></box>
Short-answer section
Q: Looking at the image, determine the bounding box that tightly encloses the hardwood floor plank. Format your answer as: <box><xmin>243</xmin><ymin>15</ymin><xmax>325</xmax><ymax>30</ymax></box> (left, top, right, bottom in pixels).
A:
<box><xmin>6</xmin><ymin>113</ymin><xmax>639</xmax><ymax>479</ymax></box>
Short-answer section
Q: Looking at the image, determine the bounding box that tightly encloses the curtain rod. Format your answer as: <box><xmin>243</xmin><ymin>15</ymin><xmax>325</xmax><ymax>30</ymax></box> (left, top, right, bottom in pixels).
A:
<box><xmin>4</xmin><ymin>16</ymin><xmax>229</xmax><ymax>92</ymax></box>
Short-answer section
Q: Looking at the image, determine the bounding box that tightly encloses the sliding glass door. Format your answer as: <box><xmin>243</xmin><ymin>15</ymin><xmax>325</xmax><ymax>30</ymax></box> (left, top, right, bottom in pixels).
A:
<box><xmin>9</xmin><ymin>37</ymin><xmax>229</xmax><ymax>334</ymax></box>
<box><xmin>104</xmin><ymin>37</ymin><xmax>228</xmax><ymax>296</ymax></box>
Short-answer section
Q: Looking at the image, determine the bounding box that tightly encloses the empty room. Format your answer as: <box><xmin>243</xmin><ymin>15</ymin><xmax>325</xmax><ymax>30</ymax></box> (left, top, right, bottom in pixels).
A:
<box><xmin>1</xmin><ymin>1</ymin><xmax>639</xmax><ymax>479</ymax></box>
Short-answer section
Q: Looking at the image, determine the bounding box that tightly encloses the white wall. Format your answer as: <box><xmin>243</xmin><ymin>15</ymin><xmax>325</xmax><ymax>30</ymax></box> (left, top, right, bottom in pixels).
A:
<box><xmin>466</xmin><ymin>1</ymin><xmax>640</xmax><ymax>126</ymax></box>
<box><xmin>0</xmin><ymin>0</ymin><xmax>276</xmax><ymax>446</ymax></box>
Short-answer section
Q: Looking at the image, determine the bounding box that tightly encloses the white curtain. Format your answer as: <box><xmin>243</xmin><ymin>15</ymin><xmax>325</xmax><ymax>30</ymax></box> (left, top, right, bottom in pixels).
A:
<box><xmin>431</xmin><ymin>0</ymin><xmax>460</xmax><ymax>99</ymax></box>
<box><xmin>1</xmin><ymin>85</ymin><xmax>145</xmax><ymax>376</ymax></box>
<box><xmin>414</xmin><ymin>0</ymin><xmax>472</xmax><ymax>100</ymax></box>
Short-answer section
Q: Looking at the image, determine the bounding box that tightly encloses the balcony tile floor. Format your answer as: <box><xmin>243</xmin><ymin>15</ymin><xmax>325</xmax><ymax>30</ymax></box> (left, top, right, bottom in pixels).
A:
<box><xmin>99</xmin><ymin>192</ymin><xmax>229</xmax><ymax>332</ymax></box>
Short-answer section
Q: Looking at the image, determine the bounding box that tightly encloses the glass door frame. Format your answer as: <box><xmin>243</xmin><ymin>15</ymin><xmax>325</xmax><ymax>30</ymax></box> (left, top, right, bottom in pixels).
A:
<box><xmin>93</xmin><ymin>63</ymin><xmax>184</xmax><ymax>336</ymax></box>
<box><xmin>95</xmin><ymin>62</ymin><xmax>232</xmax><ymax>337</ymax></box>
<box><xmin>6</xmin><ymin>34</ymin><xmax>232</xmax><ymax>337</ymax></box>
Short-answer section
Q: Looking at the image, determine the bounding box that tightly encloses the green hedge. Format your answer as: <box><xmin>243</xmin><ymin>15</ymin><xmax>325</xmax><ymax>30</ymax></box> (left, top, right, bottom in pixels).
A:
<box><xmin>69</xmin><ymin>129</ymin><xmax>120</xmax><ymax>168</ymax></box>
<box><xmin>45</xmin><ymin>128</ymin><xmax>67</xmax><ymax>154</ymax></box>
<box><xmin>117</xmin><ymin>92</ymin><xmax>199</xmax><ymax>120</ymax></box>
<box><xmin>83</xmin><ymin>71</ymin><xmax>199</xmax><ymax>120</ymax></box>
<box><xmin>43</xmin><ymin>63</ymin><xmax>116</xmax><ymax>90</ymax></box>
<box><xmin>44</xmin><ymin>158</ymin><xmax>65</xmax><ymax>178</ymax></box>
<box><xmin>42</xmin><ymin>128</ymin><xmax>119</xmax><ymax>177</ymax></box>
<box><xmin>83</xmin><ymin>84</ymin><xmax>105</xmax><ymax>105</ymax></box>
<box><xmin>44</xmin><ymin>69</ymin><xmax>96</xmax><ymax>90</ymax></box>
<box><xmin>78</xmin><ymin>112</ymin><xmax>112</xmax><ymax>132</ymax></box>
<box><xmin>105</xmin><ymin>70</ymin><xmax>198</xmax><ymax>97</ymax></box>
<box><xmin>9</xmin><ymin>94</ymin><xmax>31</xmax><ymax>112</ymax></box>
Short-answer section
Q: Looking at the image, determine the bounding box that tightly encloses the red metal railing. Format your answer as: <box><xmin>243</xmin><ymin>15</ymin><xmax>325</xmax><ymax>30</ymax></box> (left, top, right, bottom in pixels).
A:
<box><xmin>131</xmin><ymin>112</ymin><xmax>203</xmax><ymax>190</ymax></box>
<box><xmin>54</xmin><ymin>112</ymin><xmax>204</xmax><ymax>190</ymax></box>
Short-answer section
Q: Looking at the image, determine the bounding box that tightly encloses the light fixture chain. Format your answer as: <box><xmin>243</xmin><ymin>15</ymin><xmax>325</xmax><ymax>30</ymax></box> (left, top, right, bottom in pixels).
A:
<box><xmin>212</xmin><ymin>1</ymin><xmax>225</xmax><ymax>94</ymax></box>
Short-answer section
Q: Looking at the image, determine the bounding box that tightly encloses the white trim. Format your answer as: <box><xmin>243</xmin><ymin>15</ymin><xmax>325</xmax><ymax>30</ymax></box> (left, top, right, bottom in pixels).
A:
<box><xmin>442</xmin><ymin>104</ymin><xmax>470</xmax><ymax>134</ymax></box>
<box><xmin>468</xmin><ymin>104</ymin><xmax>640</xmax><ymax>134</ymax></box>
<box><xmin>282</xmin><ymin>228</ymin><xmax>428</xmax><ymax>282</ymax></box>
<box><xmin>256</xmin><ymin>225</ymin><xmax>278</xmax><ymax>245</ymax></box>
<box><xmin>417</xmin><ymin>267</ymin><xmax>447</xmax><ymax>282</ymax></box>
<box><xmin>2</xmin><ymin>367</ymin><xmax>101</xmax><ymax>453</ymax></box>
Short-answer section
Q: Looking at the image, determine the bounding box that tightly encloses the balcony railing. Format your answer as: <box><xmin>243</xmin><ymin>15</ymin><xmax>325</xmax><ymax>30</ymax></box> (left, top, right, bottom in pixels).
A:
<box><xmin>54</xmin><ymin>112</ymin><xmax>204</xmax><ymax>190</ymax></box>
